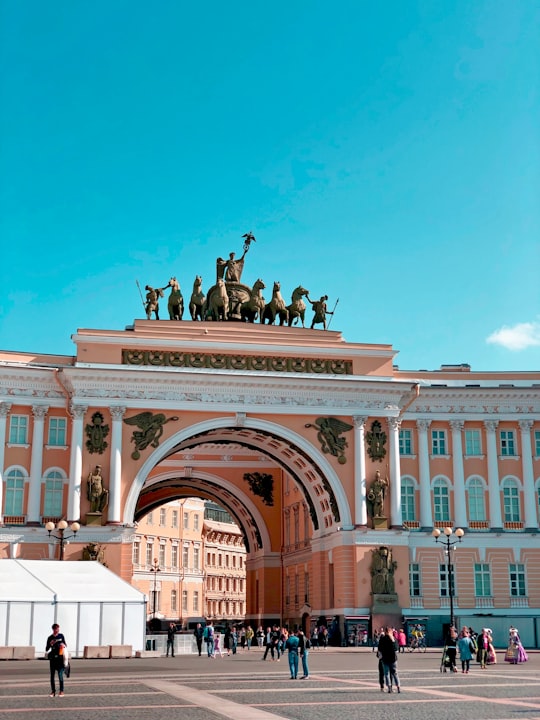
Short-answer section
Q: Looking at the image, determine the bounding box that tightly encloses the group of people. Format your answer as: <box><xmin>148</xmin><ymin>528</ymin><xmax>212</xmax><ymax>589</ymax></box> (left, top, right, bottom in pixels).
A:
<box><xmin>443</xmin><ymin>625</ymin><xmax>528</xmax><ymax>673</ymax></box>
<box><xmin>372</xmin><ymin>626</ymin><xmax>409</xmax><ymax>653</ymax></box>
<box><xmin>261</xmin><ymin>626</ymin><xmax>311</xmax><ymax>679</ymax></box>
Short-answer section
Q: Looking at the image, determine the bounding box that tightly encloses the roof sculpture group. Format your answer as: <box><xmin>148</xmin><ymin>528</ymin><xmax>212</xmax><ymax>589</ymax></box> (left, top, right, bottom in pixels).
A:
<box><xmin>138</xmin><ymin>233</ymin><xmax>337</xmax><ymax>330</ymax></box>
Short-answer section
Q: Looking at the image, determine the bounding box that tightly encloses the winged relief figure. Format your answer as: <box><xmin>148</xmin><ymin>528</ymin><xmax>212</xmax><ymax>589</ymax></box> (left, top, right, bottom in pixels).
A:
<box><xmin>124</xmin><ymin>412</ymin><xmax>179</xmax><ymax>459</ymax></box>
<box><xmin>305</xmin><ymin>417</ymin><xmax>353</xmax><ymax>464</ymax></box>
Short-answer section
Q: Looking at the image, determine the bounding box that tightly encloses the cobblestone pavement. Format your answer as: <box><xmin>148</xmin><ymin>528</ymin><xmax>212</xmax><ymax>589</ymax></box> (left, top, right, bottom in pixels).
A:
<box><xmin>0</xmin><ymin>649</ymin><xmax>538</xmax><ymax>720</ymax></box>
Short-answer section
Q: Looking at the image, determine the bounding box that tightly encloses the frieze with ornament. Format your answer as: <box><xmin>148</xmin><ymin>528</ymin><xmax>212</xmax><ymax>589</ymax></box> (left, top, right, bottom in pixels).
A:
<box><xmin>122</xmin><ymin>349</ymin><xmax>352</xmax><ymax>375</ymax></box>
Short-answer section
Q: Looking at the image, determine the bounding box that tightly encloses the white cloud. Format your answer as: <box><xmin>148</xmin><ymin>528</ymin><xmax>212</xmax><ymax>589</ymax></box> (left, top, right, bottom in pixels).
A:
<box><xmin>486</xmin><ymin>321</ymin><xmax>540</xmax><ymax>351</ymax></box>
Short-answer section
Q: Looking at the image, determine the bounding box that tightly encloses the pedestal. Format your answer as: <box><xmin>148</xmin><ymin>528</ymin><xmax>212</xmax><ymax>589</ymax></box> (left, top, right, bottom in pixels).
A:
<box><xmin>371</xmin><ymin>593</ymin><xmax>401</xmax><ymax>633</ymax></box>
<box><xmin>86</xmin><ymin>512</ymin><xmax>103</xmax><ymax>526</ymax></box>
<box><xmin>372</xmin><ymin>516</ymin><xmax>388</xmax><ymax>530</ymax></box>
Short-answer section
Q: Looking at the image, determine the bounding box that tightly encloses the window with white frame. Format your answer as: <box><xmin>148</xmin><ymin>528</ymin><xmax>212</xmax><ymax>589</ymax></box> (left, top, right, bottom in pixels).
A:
<box><xmin>474</xmin><ymin>563</ymin><xmax>491</xmax><ymax>596</ymax></box>
<box><xmin>9</xmin><ymin>416</ymin><xmax>28</xmax><ymax>445</ymax></box>
<box><xmin>509</xmin><ymin>563</ymin><xmax>526</xmax><ymax>596</ymax></box>
<box><xmin>439</xmin><ymin>564</ymin><xmax>453</xmax><ymax>597</ymax></box>
<box><xmin>159</xmin><ymin>543</ymin><xmax>166</xmax><ymax>567</ymax></box>
<box><xmin>182</xmin><ymin>545</ymin><xmax>189</xmax><ymax>569</ymax></box>
<box><xmin>159</xmin><ymin>508</ymin><xmax>166</xmax><ymax>526</ymax></box>
<box><xmin>172</xmin><ymin>510</ymin><xmax>178</xmax><ymax>528</ymax></box>
<box><xmin>171</xmin><ymin>589</ymin><xmax>177</xmax><ymax>612</ymax></box>
<box><xmin>48</xmin><ymin>417</ymin><xmax>67</xmax><ymax>446</ymax></box>
<box><xmin>43</xmin><ymin>471</ymin><xmax>64</xmax><ymax>517</ymax></box>
<box><xmin>132</xmin><ymin>541</ymin><xmax>140</xmax><ymax>566</ymax></box>
<box><xmin>183</xmin><ymin>511</ymin><xmax>189</xmax><ymax>529</ymax></box>
<box><xmin>433</xmin><ymin>478</ymin><xmax>450</xmax><ymax>522</ymax></box>
<box><xmin>193</xmin><ymin>546</ymin><xmax>200</xmax><ymax>570</ymax></box>
<box><xmin>171</xmin><ymin>545</ymin><xmax>178</xmax><ymax>569</ymax></box>
<box><xmin>399</xmin><ymin>429</ymin><xmax>413</xmax><ymax>455</ymax></box>
<box><xmin>503</xmin><ymin>480</ymin><xmax>521</xmax><ymax>522</ymax></box>
<box><xmin>500</xmin><ymin>430</ymin><xmax>516</xmax><ymax>456</ymax></box>
<box><xmin>467</xmin><ymin>477</ymin><xmax>486</xmax><ymax>522</ymax></box>
<box><xmin>431</xmin><ymin>430</ymin><xmax>446</xmax><ymax>455</ymax></box>
<box><xmin>182</xmin><ymin>590</ymin><xmax>188</xmax><ymax>612</ymax></box>
<box><xmin>145</xmin><ymin>542</ymin><xmax>154</xmax><ymax>567</ymax></box>
<box><xmin>465</xmin><ymin>429</ymin><xmax>482</xmax><ymax>455</ymax></box>
<box><xmin>193</xmin><ymin>590</ymin><xmax>199</xmax><ymax>612</ymax></box>
<box><xmin>4</xmin><ymin>469</ymin><xmax>25</xmax><ymax>515</ymax></box>
<box><xmin>409</xmin><ymin>563</ymin><xmax>421</xmax><ymax>597</ymax></box>
<box><xmin>193</xmin><ymin>513</ymin><xmax>199</xmax><ymax>531</ymax></box>
<box><xmin>535</xmin><ymin>430</ymin><xmax>540</xmax><ymax>456</ymax></box>
<box><xmin>401</xmin><ymin>478</ymin><xmax>416</xmax><ymax>522</ymax></box>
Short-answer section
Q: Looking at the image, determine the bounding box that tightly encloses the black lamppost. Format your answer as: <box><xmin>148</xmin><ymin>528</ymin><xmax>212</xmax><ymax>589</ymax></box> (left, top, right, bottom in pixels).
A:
<box><xmin>150</xmin><ymin>558</ymin><xmax>161</xmax><ymax>619</ymax></box>
<box><xmin>45</xmin><ymin>520</ymin><xmax>80</xmax><ymax>561</ymax></box>
<box><xmin>432</xmin><ymin>526</ymin><xmax>465</xmax><ymax>628</ymax></box>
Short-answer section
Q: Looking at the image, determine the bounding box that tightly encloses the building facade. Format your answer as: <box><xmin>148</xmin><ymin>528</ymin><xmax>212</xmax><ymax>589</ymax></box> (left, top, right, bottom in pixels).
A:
<box><xmin>0</xmin><ymin>321</ymin><xmax>539</xmax><ymax>646</ymax></box>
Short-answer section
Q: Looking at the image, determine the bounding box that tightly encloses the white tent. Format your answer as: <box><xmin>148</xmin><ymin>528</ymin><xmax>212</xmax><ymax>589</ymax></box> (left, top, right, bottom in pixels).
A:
<box><xmin>0</xmin><ymin>560</ymin><xmax>146</xmax><ymax>657</ymax></box>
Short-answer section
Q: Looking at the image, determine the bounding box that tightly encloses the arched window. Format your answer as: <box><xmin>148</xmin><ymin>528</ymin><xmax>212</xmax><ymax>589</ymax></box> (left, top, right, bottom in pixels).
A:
<box><xmin>4</xmin><ymin>469</ymin><xmax>26</xmax><ymax>516</ymax></box>
<box><xmin>467</xmin><ymin>477</ymin><xmax>486</xmax><ymax>522</ymax></box>
<box><xmin>43</xmin><ymin>470</ymin><xmax>64</xmax><ymax>517</ymax></box>
<box><xmin>433</xmin><ymin>477</ymin><xmax>450</xmax><ymax>522</ymax></box>
<box><xmin>502</xmin><ymin>478</ymin><xmax>521</xmax><ymax>522</ymax></box>
<box><xmin>401</xmin><ymin>477</ymin><xmax>416</xmax><ymax>522</ymax></box>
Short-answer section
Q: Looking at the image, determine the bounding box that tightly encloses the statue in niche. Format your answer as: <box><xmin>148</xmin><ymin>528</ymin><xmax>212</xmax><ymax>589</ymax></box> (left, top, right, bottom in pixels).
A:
<box><xmin>371</xmin><ymin>546</ymin><xmax>397</xmax><ymax>595</ymax></box>
<box><xmin>85</xmin><ymin>411</ymin><xmax>109</xmax><ymax>455</ymax></box>
<box><xmin>366</xmin><ymin>420</ymin><xmax>387</xmax><ymax>462</ymax></box>
<box><xmin>87</xmin><ymin>465</ymin><xmax>109</xmax><ymax>513</ymax></box>
<box><xmin>367</xmin><ymin>470</ymin><xmax>388</xmax><ymax>518</ymax></box>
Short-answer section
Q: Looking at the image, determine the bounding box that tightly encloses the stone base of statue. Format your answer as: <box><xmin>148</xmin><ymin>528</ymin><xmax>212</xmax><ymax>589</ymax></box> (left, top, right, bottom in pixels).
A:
<box><xmin>371</xmin><ymin>593</ymin><xmax>401</xmax><ymax>632</ymax></box>
<box><xmin>372</xmin><ymin>516</ymin><xmax>388</xmax><ymax>530</ymax></box>
<box><xmin>86</xmin><ymin>512</ymin><xmax>103</xmax><ymax>526</ymax></box>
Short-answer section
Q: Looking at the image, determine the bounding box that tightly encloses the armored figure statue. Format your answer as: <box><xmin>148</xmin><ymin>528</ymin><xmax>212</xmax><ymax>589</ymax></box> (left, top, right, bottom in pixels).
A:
<box><xmin>87</xmin><ymin>465</ymin><xmax>109</xmax><ymax>513</ymax></box>
<box><xmin>371</xmin><ymin>546</ymin><xmax>397</xmax><ymax>594</ymax></box>
<box><xmin>367</xmin><ymin>470</ymin><xmax>388</xmax><ymax>518</ymax></box>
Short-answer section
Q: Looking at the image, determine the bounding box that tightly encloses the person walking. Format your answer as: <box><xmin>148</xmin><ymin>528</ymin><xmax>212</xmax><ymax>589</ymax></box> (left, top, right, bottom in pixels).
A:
<box><xmin>45</xmin><ymin>623</ymin><xmax>67</xmax><ymax>698</ymax></box>
<box><xmin>246</xmin><ymin>625</ymin><xmax>254</xmax><ymax>650</ymax></box>
<box><xmin>204</xmin><ymin>622</ymin><xmax>215</xmax><ymax>658</ymax></box>
<box><xmin>378</xmin><ymin>626</ymin><xmax>401</xmax><ymax>693</ymax></box>
<box><xmin>285</xmin><ymin>628</ymin><xmax>300</xmax><ymax>679</ymax></box>
<box><xmin>298</xmin><ymin>630</ymin><xmax>310</xmax><ymax>679</ymax></box>
<box><xmin>445</xmin><ymin>626</ymin><xmax>458</xmax><ymax>673</ymax></box>
<box><xmin>477</xmin><ymin>628</ymin><xmax>490</xmax><ymax>669</ymax></box>
<box><xmin>397</xmin><ymin>628</ymin><xmax>407</xmax><ymax>653</ymax></box>
<box><xmin>458</xmin><ymin>629</ymin><xmax>475</xmax><ymax>673</ymax></box>
<box><xmin>262</xmin><ymin>627</ymin><xmax>274</xmax><ymax>661</ymax></box>
<box><xmin>193</xmin><ymin>623</ymin><xmax>204</xmax><ymax>656</ymax></box>
<box><xmin>166</xmin><ymin>622</ymin><xmax>176</xmax><ymax>657</ymax></box>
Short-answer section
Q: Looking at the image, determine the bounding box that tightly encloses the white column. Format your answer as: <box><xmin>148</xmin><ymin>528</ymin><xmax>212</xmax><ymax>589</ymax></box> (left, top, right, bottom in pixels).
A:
<box><xmin>519</xmin><ymin>420</ymin><xmax>538</xmax><ymax>530</ymax></box>
<box><xmin>109</xmin><ymin>406</ymin><xmax>126</xmax><ymax>524</ymax></box>
<box><xmin>27</xmin><ymin>405</ymin><xmax>49</xmax><ymax>524</ymax></box>
<box><xmin>416</xmin><ymin>419</ymin><xmax>433</xmax><ymax>528</ymax></box>
<box><xmin>67</xmin><ymin>404</ymin><xmax>87</xmax><ymax>522</ymax></box>
<box><xmin>484</xmin><ymin>420</ymin><xmax>503</xmax><ymax>529</ymax></box>
<box><xmin>0</xmin><ymin>403</ymin><xmax>12</xmax><ymax>524</ymax></box>
<box><xmin>388</xmin><ymin>417</ymin><xmax>402</xmax><ymax>527</ymax></box>
<box><xmin>449</xmin><ymin>420</ymin><xmax>467</xmax><ymax>528</ymax></box>
<box><xmin>353</xmin><ymin>416</ymin><xmax>368</xmax><ymax>525</ymax></box>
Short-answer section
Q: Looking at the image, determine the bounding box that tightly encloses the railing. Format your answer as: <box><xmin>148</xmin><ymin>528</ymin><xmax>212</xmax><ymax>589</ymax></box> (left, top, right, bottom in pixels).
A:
<box><xmin>434</xmin><ymin>520</ymin><xmax>454</xmax><ymax>528</ymax></box>
<box><xmin>510</xmin><ymin>596</ymin><xmax>529</xmax><ymax>608</ymax></box>
<box><xmin>475</xmin><ymin>596</ymin><xmax>494</xmax><ymax>609</ymax></box>
<box><xmin>439</xmin><ymin>597</ymin><xmax>459</xmax><ymax>609</ymax></box>
<box><xmin>410</xmin><ymin>597</ymin><xmax>424</xmax><ymax>608</ymax></box>
<box><xmin>403</xmin><ymin>521</ymin><xmax>420</xmax><ymax>530</ymax></box>
<box><xmin>504</xmin><ymin>522</ymin><xmax>524</xmax><ymax>531</ymax></box>
<box><xmin>468</xmin><ymin>521</ymin><xmax>489</xmax><ymax>530</ymax></box>
<box><xmin>3</xmin><ymin>516</ymin><xmax>26</xmax><ymax>525</ymax></box>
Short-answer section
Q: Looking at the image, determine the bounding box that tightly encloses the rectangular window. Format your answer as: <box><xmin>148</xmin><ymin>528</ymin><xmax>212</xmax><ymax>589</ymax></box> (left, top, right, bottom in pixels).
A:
<box><xmin>145</xmin><ymin>543</ymin><xmax>153</xmax><ymax>567</ymax></box>
<box><xmin>171</xmin><ymin>545</ymin><xmax>178</xmax><ymax>569</ymax></box>
<box><xmin>431</xmin><ymin>430</ymin><xmax>446</xmax><ymax>455</ymax></box>
<box><xmin>182</xmin><ymin>546</ymin><xmax>189</xmax><ymax>569</ymax></box>
<box><xmin>182</xmin><ymin>590</ymin><xmax>188</xmax><ymax>612</ymax></box>
<box><xmin>465</xmin><ymin>429</ymin><xmax>481</xmax><ymax>455</ymax></box>
<box><xmin>304</xmin><ymin>572</ymin><xmax>309</xmax><ymax>603</ymax></box>
<box><xmin>159</xmin><ymin>543</ymin><xmax>166</xmax><ymax>567</ymax></box>
<box><xmin>5</xmin><ymin>474</ymin><xmax>24</xmax><ymax>515</ymax></box>
<box><xmin>500</xmin><ymin>430</ymin><xmax>516</xmax><ymax>456</ymax></box>
<box><xmin>9</xmin><ymin>415</ymin><xmax>28</xmax><ymax>444</ymax></box>
<box><xmin>474</xmin><ymin>563</ymin><xmax>491</xmax><ymax>597</ymax></box>
<box><xmin>43</xmin><ymin>477</ymin><xmax>63</xmax><ymax>517</ymax></box>
<box><xmin>439</xmin><ymin>563</ymin><xmax>451</xmax><ymax>597</ymax></box>
<box><xmin>503</xmin><ymin>485</ymin><xmax>520</xmax><ymax>522</ymax></box>
<box><xmin>509</xmin><ymin>563</ymin><xmax>526</xmax><ymax>597</ymax></box>
<box><xmin>159</xmin><ymin>508</ymin><xmax>166</xmax><ymax>526</ymax></box>
<box><xmin>193</xmin><ymin>546</ymin><xmax>200</xmax><ymax>570</ymax></box>
<box><xmin>399</xmin><ymin>429</ymin><xmax>412</xmax><ymax>455</ymax></box>
<box><xmin>171</xmin><ymin>589</ymin><xmax>177</xmax><ymax>612</ymax></box>
<box><xmin>433</xmin><ymin>485</ymin><xmax>450</xmax><ymax>522</ymax></box>
<box><xmin>171</xmin><ymin>510</ymin><xmax>178</xmax><ymax>528</ymax></box>
<box><xmin>193</xmin><ymin>590</ymin><xmax>199</xmax><ymax>612</ymax></box>
<box><xmin>401</xmin><ymin>482</ymin><xmax>416</xmax><ymax>523</ymax></box>
<box><xmin>48</xmin><ymin>417</ymin><xmax>67</xmax><ymax>446</ymax></box>
<box><xmin>183</xmin><ymin>512</ymin><xmax>189</xmax><ymax>529</ymax></box>
<box><xmin>535</xmin><ymin>430</ymin><xmax>540</xmax><ymax>457</ymax></box>
<box><xmin>409</xmin><ymin>563</ymin><xmax>421</xmax><ymax>597</ymax></box>
<box><xmin>147</xmin><ymin>512</ymin><xmax>153</xmax><ymax>525</ymax></box>
<box><xmin>132</xmin><ymin>542</ymin><xmax>140</xmax><ymax>566</ymax></box>
<box><xmin>193</xmin><ymin>513</ymin><xmax>199</xmax><ymax>531</ymax></box>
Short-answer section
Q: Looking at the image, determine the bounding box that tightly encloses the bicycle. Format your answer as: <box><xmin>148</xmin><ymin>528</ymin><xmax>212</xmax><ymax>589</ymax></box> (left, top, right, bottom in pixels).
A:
<box><xmin>407</xmin><ymin>636</ymin><xmax>427</xmax><ymax>652</ymax></box>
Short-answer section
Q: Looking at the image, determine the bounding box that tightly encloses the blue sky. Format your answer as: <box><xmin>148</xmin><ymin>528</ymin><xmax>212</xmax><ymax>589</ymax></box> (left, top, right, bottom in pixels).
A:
<box><xmin>1</xmin><ymin>0</ymin><xmax>539</xmax><ymax>371</ymax></box>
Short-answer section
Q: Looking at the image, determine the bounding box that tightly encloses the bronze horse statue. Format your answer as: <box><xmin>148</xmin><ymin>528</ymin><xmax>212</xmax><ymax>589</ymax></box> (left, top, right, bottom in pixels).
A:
<box><xmin>240</xmin><ymin>278</ymin><xmax>266</xmax><ymax>323</ymax></box>
<box><xmin>287</xmin><ymin>285</ymin><xmax>309</xmax><ymax>327</ymax></box>
<box><xmin>167</xmin><ymin>277</ymin><xmax>184</xmax><ymax>320</ymax></box>
<box><xmin>262</xmin><ymin>281</ymin><xmax>288</xmax><ymax>325</ymax></box>
<box><xmin>189</xmin><ymin>275</ymin><xmax>205</xmax><ymax>321</ymax></box>
<box><xmin>206</xmin><ymin>279</ymin><xmax>229</xmax><ymax>321</ymax></box>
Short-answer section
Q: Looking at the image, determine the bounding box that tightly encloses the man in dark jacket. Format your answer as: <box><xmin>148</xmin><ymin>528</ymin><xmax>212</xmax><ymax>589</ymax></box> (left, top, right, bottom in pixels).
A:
<box><xmin>378</xmin><ymin>627</ymin><xmax>401</xmax><ymax>693</ymax></box>
<box><xmin>166</xmin><ymin>622</ymin><xmax>177</xmax><ymax>657</ymax></box>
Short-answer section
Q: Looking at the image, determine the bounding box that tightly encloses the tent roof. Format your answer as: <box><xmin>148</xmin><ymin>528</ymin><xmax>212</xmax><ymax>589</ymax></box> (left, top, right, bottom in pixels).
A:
<box><xmin>0</xmin><ymin>560</ymin><xmax>145</xmax><ymax>603</ymax></box>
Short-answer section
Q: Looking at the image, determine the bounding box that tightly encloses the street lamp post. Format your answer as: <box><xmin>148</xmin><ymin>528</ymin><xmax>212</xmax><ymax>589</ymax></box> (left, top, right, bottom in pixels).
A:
<box><xmin>432</xmin><ymin>526</ymin><xmax>465</xmax><ymax>629</ymax></box>
<box><xmin>45</xmin><ymin>520</ymin><xmax>80</xmax><ymax>561</ymax></box>
<box><xmin>150</xmin><ymin>558</ymin><xmax>161</xmax><ymax>619</ymax></box>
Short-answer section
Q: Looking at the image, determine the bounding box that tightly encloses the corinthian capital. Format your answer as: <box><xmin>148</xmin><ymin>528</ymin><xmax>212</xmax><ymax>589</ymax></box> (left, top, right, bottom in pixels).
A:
<box><xmin>387</xmin><ymin>417</ymin><xmax>401</xmax><ymax>432</ymax></box>
<box><xmin>352</xmin><ymin>416</ymin><xmax>368</xmax><ymax>429</ymax></box>
<box><xmin>110</xmin><ymin>406</ymin><xmax>127</xmax><ymax>421</ymax></box>
<box><xmin>0</xmin><ymin>402</ymin><xmax>12</xmax><ymax>418</ymax></box>
<box><xmin>32</xmin><ymin>404</ymin><xmax>49</xmax><ymax>420</ymax></box>
<box><xmin>449</xmin><ymin>420</ymin><xmax>464</xmax><ymax>433</ymax></box>
<box><xmin>416</xmin><ymin>418</ymin><xmax>431</xmax><ymax>432</ymax></box>
<box><xmin>69</xmin><ymin>403</ymin><xmax>88</xmax><ymax>419</ymax></box>
<box><xmin>483</xmin><ymin>420</ymin><xmax>499</xmax><ymax>433</ymax></box>
<box><xmin>518</xmin><ymin>419</ymin><xmax>533</xmax><ymax>433</ymax></box>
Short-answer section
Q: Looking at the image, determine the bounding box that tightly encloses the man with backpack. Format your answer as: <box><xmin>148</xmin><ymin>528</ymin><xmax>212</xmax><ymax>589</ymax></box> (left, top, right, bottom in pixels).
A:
<box><xmin>203</xmin><ymin>622</ymin><xmax>214</xmax><ymax>658</ymax></box>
